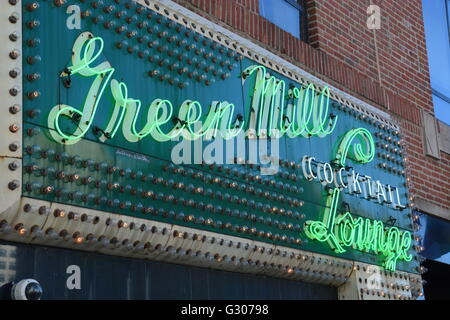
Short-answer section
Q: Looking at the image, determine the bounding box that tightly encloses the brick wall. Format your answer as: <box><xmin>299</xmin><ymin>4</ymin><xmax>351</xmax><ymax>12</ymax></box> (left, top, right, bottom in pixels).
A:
<box><xmin>173</xmin><ymin>0</ymin><xmax>450</xmax><ymax>212</ymax></box>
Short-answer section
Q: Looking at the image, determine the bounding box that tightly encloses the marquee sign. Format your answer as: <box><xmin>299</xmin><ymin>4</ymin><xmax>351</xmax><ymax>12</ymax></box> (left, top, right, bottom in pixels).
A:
<box><xmin>15</xmin><ymin>0</ymin><xmax>418</xmax><ymax>273</ymax></box>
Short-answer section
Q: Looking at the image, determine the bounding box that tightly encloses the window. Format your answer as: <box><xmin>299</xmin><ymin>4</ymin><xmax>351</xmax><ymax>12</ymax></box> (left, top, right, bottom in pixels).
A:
<box><xmin>422</xmin><ymin>0</ymin><xmax>450</xmax><ymax>125</ymax></box>
<box><xmin>259</xmin><ymin>0</ymin><xmax>307</xmax><ymax>41</ymax></box>
<box><xmin>416</xmin><ymin>211</ymin><xmax>450</xmax><ymax>266</ymax></box>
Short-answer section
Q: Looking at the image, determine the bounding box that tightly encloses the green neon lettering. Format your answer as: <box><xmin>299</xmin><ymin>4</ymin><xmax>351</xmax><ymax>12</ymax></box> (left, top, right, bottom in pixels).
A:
<box><xmin>48</xmin><ymin>33</ymin><xmax>243</xmax><ymax>144</ymax></box>
<box><xmin>48</xmin><ymin>34</ymin><xmax>341</xmax><ymax>144</ymax></box>
<box><xmin>304</xmin><ymin>188</ymin><xmax>345</xmax><ymax>254</ymax></box>
<box><xmin>305</xmin><ymin>127</ymin><xmax>412</xmax><ymax>271</ymax></box>
<box><xmin>242</xmin><ymin>66</ymin><xmax>337</xmax><ymax>139</ymax></box>
<box><xmin>48</xmin><ymin>33</ymin><xmax>115</xmax><ymax>144</ymax></box>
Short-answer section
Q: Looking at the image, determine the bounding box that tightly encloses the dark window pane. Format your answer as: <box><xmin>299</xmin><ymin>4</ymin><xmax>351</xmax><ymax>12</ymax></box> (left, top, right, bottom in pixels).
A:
<box><xmin>259</xmin><ymin>0</ymin><xmax>301</xmax><ymax>39</ymax></box>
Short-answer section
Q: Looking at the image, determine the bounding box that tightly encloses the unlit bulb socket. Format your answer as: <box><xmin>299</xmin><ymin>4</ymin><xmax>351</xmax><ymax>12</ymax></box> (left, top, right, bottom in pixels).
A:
<box><xmin>9</xmin><ymin>123</ymin><xmax>20</xmax><ymax>133</ymax></box>
<box><xmin>27</xmin><ymin>91</ymin><xmax>40</xmax><ymax>100</ymax></box>
<box><xmin>26</xmin><ymin>2</ymin><xmax>39</xmax><ymax>11</ymax></box>
<box><xmin>9</xmin><ymin>50</ymin><xmax>20</xmax><ymax>59</ymax></box>
<box><xmin>9</xmin><ymin>86</ymin><xmax>20</xmax><ymax>96</ymax></box>
<box><xmin>8</xmin><ymin>180</ymin><xmax>20</xmax><ymax>190</ymax></box>
<box><xmin>35</xmin><ymin>207</ymin><xmax>49</xmax><ymax>217</ymax></box>
<box><xmin>9</xmin><ymin>104</ymin><xmax>21</xmax><ymax>114</ymax></box>
<box><xmin>9</xmin><ymin>68</ymin><xmax>20</xmax><ymax>78</ymax></box>
<box><xmin>54</xmin><ymin>0</ymin><xmax>65</xmax><ymax>7</ymax></box>
<box><xmin>9</xmin><ymin>32</ymin><xmax>19</xmax><ymax>42</ymax></box>
<box><xmin>9</xmin><ymin>142</ymin><xmax>19</xmax><ymax>152</ymax></box>
<box><xmin>8</xmin><ymin>161</ymin><xmax>20</xmax><ymax>171</ymax></box>
<box><xmin>9</xmin><ymin>13</ymin><xmax>19</xmax><ymax>24</ymax></box>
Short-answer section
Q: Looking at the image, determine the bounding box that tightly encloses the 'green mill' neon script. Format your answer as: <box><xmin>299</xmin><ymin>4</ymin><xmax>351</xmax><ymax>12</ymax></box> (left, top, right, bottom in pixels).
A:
<box><xmin>46</xmin><ymin>33</ymin><xmax>413</xmax><ymax>271</ymax></box>
<box><xmin>48</xmin><ymin>32</ymin><xmax>336</xmax><ymax>145</ymax></box>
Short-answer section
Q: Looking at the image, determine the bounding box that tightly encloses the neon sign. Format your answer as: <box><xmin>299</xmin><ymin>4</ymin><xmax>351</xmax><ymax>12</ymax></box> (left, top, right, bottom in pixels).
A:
<box><xmin>305</xmin><ymin>129</ymin><xmax>412</xmax><ymax>271</ymax></box>
<box><xmin>48</xmin><ymin>32</ymin><xmax>337</xmax><ymax>145</ymax></box>
<box><xmin>241</xmin><ymin>65</ymin><xmax>336</xmax><ymax>138</ymax></box>
<box><xmin>46</xmin><ymin>33</ymin><xmax>412</xmax><ymax>271</ymax></box>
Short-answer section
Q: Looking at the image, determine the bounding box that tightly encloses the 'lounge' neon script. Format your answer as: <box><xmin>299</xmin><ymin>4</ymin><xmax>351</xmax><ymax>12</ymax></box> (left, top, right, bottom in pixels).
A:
<box><xmin>48</xmin><ymin>32</ymin><xmax>337</xmax><ymax>144</ymax></box>
<box><xmin>305</xmin><ymin>128</ymin><xmax>413</xmax><ymax>271</ymax></box>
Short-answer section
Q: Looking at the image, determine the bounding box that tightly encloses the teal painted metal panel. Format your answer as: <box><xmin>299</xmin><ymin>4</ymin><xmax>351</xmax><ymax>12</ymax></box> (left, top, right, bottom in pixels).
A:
<box><xmin>21</xmin><ymin>0</ymin><xmax>418</xmax><ymax>273</ymax></box>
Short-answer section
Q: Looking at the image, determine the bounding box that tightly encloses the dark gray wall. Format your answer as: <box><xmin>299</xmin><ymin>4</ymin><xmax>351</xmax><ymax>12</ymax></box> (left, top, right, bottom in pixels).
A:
<box><xmin>0</xmin><ymin>241</ymin><xmax>337</xmax><ymax>300</ymax></box>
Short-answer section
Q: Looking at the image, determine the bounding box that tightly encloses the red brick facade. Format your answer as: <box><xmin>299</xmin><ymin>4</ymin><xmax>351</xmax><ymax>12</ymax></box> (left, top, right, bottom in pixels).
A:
<box><xmin>174</xmin><ymin>0</ymin><xmax>450</xmax><ymax>212</ymax></box>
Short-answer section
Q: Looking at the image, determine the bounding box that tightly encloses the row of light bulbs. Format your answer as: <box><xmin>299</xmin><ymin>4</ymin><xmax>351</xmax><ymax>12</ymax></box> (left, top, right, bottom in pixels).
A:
<box><xmin>22</xmin><ymin>168</ymin><xmax>306</xmax><ymax>245</ymax></box>
<box><xmin>6</xmin><ymin>0</ymin><xmax>23</xmax><ymax>197</ymax></box>
<box><xmin>331</xmin><ymin>101</ymin><xmax>399</xmax><ymax>131</ymax></box>
<box><xmin>3</xmin><ymin>201</ymin><xmax>356</xmax><ymax>286</ymax></box>
<box><xmin>76</xmin><ymin>0</ymin><xmax>237</xmax><ymax>87</ymax></box>
<box><xmin>23</xmin><ymin>145</ymin><xmax>304</xmax><ymax>199</ymax></box>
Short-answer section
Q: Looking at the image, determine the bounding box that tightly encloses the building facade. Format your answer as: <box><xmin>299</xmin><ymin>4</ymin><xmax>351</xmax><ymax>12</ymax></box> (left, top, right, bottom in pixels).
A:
<box><xmin>0</xmin><ymin>0</ymin><xmax>447</xmax><ymax>300</ymax></box>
